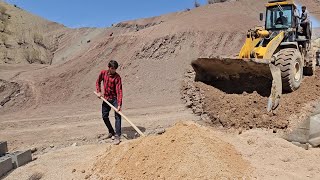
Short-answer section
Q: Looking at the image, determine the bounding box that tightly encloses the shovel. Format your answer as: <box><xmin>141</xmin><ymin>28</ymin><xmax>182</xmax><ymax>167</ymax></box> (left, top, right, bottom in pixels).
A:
<box><xmin>94</xmin><ymin>91</ymin><xmax>145</xmax><ymax>137</ymax></box>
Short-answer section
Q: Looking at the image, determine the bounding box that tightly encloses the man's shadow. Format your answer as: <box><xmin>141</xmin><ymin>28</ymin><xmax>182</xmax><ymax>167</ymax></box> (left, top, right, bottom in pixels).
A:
<box><xmin>122</xmin><ymin>126</ymin><xmax>146</xmax><ymax>139</ymax></box>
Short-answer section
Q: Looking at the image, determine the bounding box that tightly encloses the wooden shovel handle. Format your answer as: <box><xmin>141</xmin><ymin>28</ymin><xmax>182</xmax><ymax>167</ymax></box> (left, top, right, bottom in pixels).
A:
<box><xmin>94</xmin><ymin>91</ymin><xmax>145</xmax><ymax>137</ymax></box>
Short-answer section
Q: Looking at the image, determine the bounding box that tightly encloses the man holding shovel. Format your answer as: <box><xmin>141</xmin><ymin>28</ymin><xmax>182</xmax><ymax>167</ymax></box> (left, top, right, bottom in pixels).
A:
<box><xmin>96</xmin><ymin>60</ymin><xmax>122</xmax><ymax>145</ymax></box>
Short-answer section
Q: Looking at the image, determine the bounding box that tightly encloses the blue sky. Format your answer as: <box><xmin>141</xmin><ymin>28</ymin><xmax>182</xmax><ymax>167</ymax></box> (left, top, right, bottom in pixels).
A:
<box><xmin>5</xmin><ymin>0</ymin><xmax>319</xmax><ymax>28</ymax></box>
<box><xmin>5</xmin><ymin>0</ymin><xmax>208</xmax><ymax>28</ymax></box>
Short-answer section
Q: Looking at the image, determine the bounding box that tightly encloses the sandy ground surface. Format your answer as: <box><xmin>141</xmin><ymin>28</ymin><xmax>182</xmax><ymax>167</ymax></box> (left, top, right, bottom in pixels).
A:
<box><xmin>1</xmin><ymin>0</ymin><xmax>320</xmax><ymax>179</ymax></box>
<box><xmin>3</xmin><ymin>122</ymin><xmax>320</xmax><ymax>180</ymax></box>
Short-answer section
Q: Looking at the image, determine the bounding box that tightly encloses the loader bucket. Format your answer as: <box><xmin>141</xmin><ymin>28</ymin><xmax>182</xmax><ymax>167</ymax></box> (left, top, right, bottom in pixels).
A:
<box><xmin>191</xmin><ymin>57</ymin><xmax>282</xmax><ymax>112</ymax></box>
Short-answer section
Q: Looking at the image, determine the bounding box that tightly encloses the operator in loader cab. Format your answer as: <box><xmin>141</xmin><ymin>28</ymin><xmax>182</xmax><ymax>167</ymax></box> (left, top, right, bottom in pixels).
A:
<box><xmin>276</xmin><ymin>11</ymin><xmax>288</xmax><ymax>25</ymax></box>
<box><xmin>96</xmin><ymin>60</ymin><xmax>123</xmax><ymax>145</ymax></box>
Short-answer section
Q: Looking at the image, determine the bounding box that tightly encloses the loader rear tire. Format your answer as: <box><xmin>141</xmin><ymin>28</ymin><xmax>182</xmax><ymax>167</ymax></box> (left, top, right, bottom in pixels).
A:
<box><xmin>275</xmin><ymin>48</ymin><xmax>303</xmax><ymax>92</ymax></box>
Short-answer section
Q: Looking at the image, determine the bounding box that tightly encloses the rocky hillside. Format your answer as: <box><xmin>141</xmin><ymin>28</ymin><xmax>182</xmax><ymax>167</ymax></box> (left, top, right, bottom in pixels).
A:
<box><xmin>0</xmin><ymin>2</ymin><xmax>67</xmax><ymax>64</ymax></box>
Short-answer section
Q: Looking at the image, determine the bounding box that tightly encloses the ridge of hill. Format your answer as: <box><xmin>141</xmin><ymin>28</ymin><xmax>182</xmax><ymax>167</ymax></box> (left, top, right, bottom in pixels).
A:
<box><xmin>0</xmin><ymin>2</ymin><xmax>68</xmax><ymax>64</ymax></box>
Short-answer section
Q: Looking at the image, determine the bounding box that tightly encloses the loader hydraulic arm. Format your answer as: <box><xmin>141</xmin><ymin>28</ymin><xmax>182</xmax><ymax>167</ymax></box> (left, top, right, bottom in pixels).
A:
<box><xmin>239</xmin><ymin>30</ymin><xmax>262</xmax><ymax>58</ymax></box>
<box><xmin>263</xmin><ymin>31</ymin><xmax>285</xmax><ymax>59</ymax></box>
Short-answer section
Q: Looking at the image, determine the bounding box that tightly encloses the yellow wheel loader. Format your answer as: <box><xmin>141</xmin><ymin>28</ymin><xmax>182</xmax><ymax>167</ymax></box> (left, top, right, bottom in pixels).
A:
<box><xmin>192</xmin><ymin>0</ymin><xmax>315</xmax><ymax>112</ymax></box>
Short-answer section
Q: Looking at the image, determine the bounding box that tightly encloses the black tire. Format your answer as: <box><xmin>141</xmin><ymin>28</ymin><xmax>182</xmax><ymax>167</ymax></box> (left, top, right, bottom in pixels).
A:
<box><xmin>275</xmin><ymin>48</ymin><xmax>303</xmax><ymax>92</ymax></box>
<box><xmin>304</xmin><ymin>50</ymin><xmax>316</xmax><ymax>76</ymax></box>
<box><xmin>304</xmin><ymin>57</ymin><xmax>316</xmax><ymax>76</ymax></box>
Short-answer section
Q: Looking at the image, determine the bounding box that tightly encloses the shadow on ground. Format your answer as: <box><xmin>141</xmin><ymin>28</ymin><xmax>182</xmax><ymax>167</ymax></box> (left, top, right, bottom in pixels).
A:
<box><xmin>122</xmin><ymin>126</ymin><xmax>146</xmax><ymax>139</ymax></box>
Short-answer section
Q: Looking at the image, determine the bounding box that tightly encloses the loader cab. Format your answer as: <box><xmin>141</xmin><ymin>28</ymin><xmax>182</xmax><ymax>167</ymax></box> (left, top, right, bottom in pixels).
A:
<box><xmin>265</xmin><ymin>5</ymin><xmax>296</xmax><ymax>30</ymax></box>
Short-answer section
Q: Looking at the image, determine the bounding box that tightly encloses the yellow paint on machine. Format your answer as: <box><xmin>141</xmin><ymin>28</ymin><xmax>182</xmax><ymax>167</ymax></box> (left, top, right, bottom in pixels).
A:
<box><xmin>266</xmin><ymin>0</ymin><xmax>295</xmax><ymax>7</ymax></box>
<box><xmin>238</xmin><ymin>31</ymin><xmax>285</xmax><ymax>59</ymax></box>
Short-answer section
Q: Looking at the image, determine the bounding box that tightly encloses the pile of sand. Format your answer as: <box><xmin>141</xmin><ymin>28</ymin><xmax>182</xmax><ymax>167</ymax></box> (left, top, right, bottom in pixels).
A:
<box><xmin>92</xmin><ymin>122</ymin><xmax>251</xmax><ymax>179</ymax></box>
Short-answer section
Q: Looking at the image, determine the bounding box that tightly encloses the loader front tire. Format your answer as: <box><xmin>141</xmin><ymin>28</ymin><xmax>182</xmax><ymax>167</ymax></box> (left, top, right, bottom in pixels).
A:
<box><xmin>275</xmin><ymin>48</ymin><xmax>303</xmax><ymax>92</ymax></box>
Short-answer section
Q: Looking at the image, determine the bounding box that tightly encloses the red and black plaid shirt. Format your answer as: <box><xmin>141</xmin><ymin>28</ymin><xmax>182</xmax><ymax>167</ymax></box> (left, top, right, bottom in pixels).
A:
<box><xmin>96</xmin><ymin>70</ymin><xmax>123</xmax><ymax>106</ymax></box>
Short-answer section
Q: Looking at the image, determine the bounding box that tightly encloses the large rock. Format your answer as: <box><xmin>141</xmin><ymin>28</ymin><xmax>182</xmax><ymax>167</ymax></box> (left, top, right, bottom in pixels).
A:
<box><xmin>284</xmin><ymin>118</ymin><xmax>310</xmax><ymax>143</ymax></box>
<box><xmin>309</xmin><ymin>114</ymin><xmax>320</xmax><ymax>147</ymax></box>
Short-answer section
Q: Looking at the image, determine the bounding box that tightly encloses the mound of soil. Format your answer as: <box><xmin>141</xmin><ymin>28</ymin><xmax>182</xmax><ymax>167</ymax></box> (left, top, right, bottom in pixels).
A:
<box><xmin>92</xmin><ymin>122</ymin><xmax>251</xmax><ymax>180</ymax></box>
<box><xmin>182</xmin><ymin>69</ymin><xmax>320</xmax><ymax>130</ymax></box>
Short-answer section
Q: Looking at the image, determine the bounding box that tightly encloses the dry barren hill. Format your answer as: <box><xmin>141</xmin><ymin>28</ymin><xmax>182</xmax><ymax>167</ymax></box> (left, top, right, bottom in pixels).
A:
<box><xmin>0</xmin><ymin>2</ymin><xmax>65</xmax><ymax>64</ymax></box>
<box><xmin>0</xmin><ymin>0</ymin><xmax>267</xmax><ymax>113</ymax></box>
<box><xmin>0</xmin><ymin>2</ymin><xmax>113</xmax><ymax>66</ymax></box>
<box><xmin>1</xmin><ymin>0</ymin><xmax>320</xmax><ymax>127</ymax></box>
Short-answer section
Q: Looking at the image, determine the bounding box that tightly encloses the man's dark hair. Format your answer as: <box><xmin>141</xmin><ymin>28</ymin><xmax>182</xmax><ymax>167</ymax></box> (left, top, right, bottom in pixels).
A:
<box><xmin>302</xmin><ymin>6</ymin><xmax>306</xmax><ymax>9</ymax></box>
<box><xmin>108</xmin><ymin>60</ymin><xmax>119</xmax><ymax>69</ymax></box>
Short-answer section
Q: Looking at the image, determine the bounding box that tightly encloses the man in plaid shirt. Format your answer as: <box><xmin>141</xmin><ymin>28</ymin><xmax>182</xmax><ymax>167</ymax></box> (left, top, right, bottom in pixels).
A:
<box><xmin>96</xmin><ymin>60</ymin><xmax>123</xmax><ymax>145</ymax></box>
